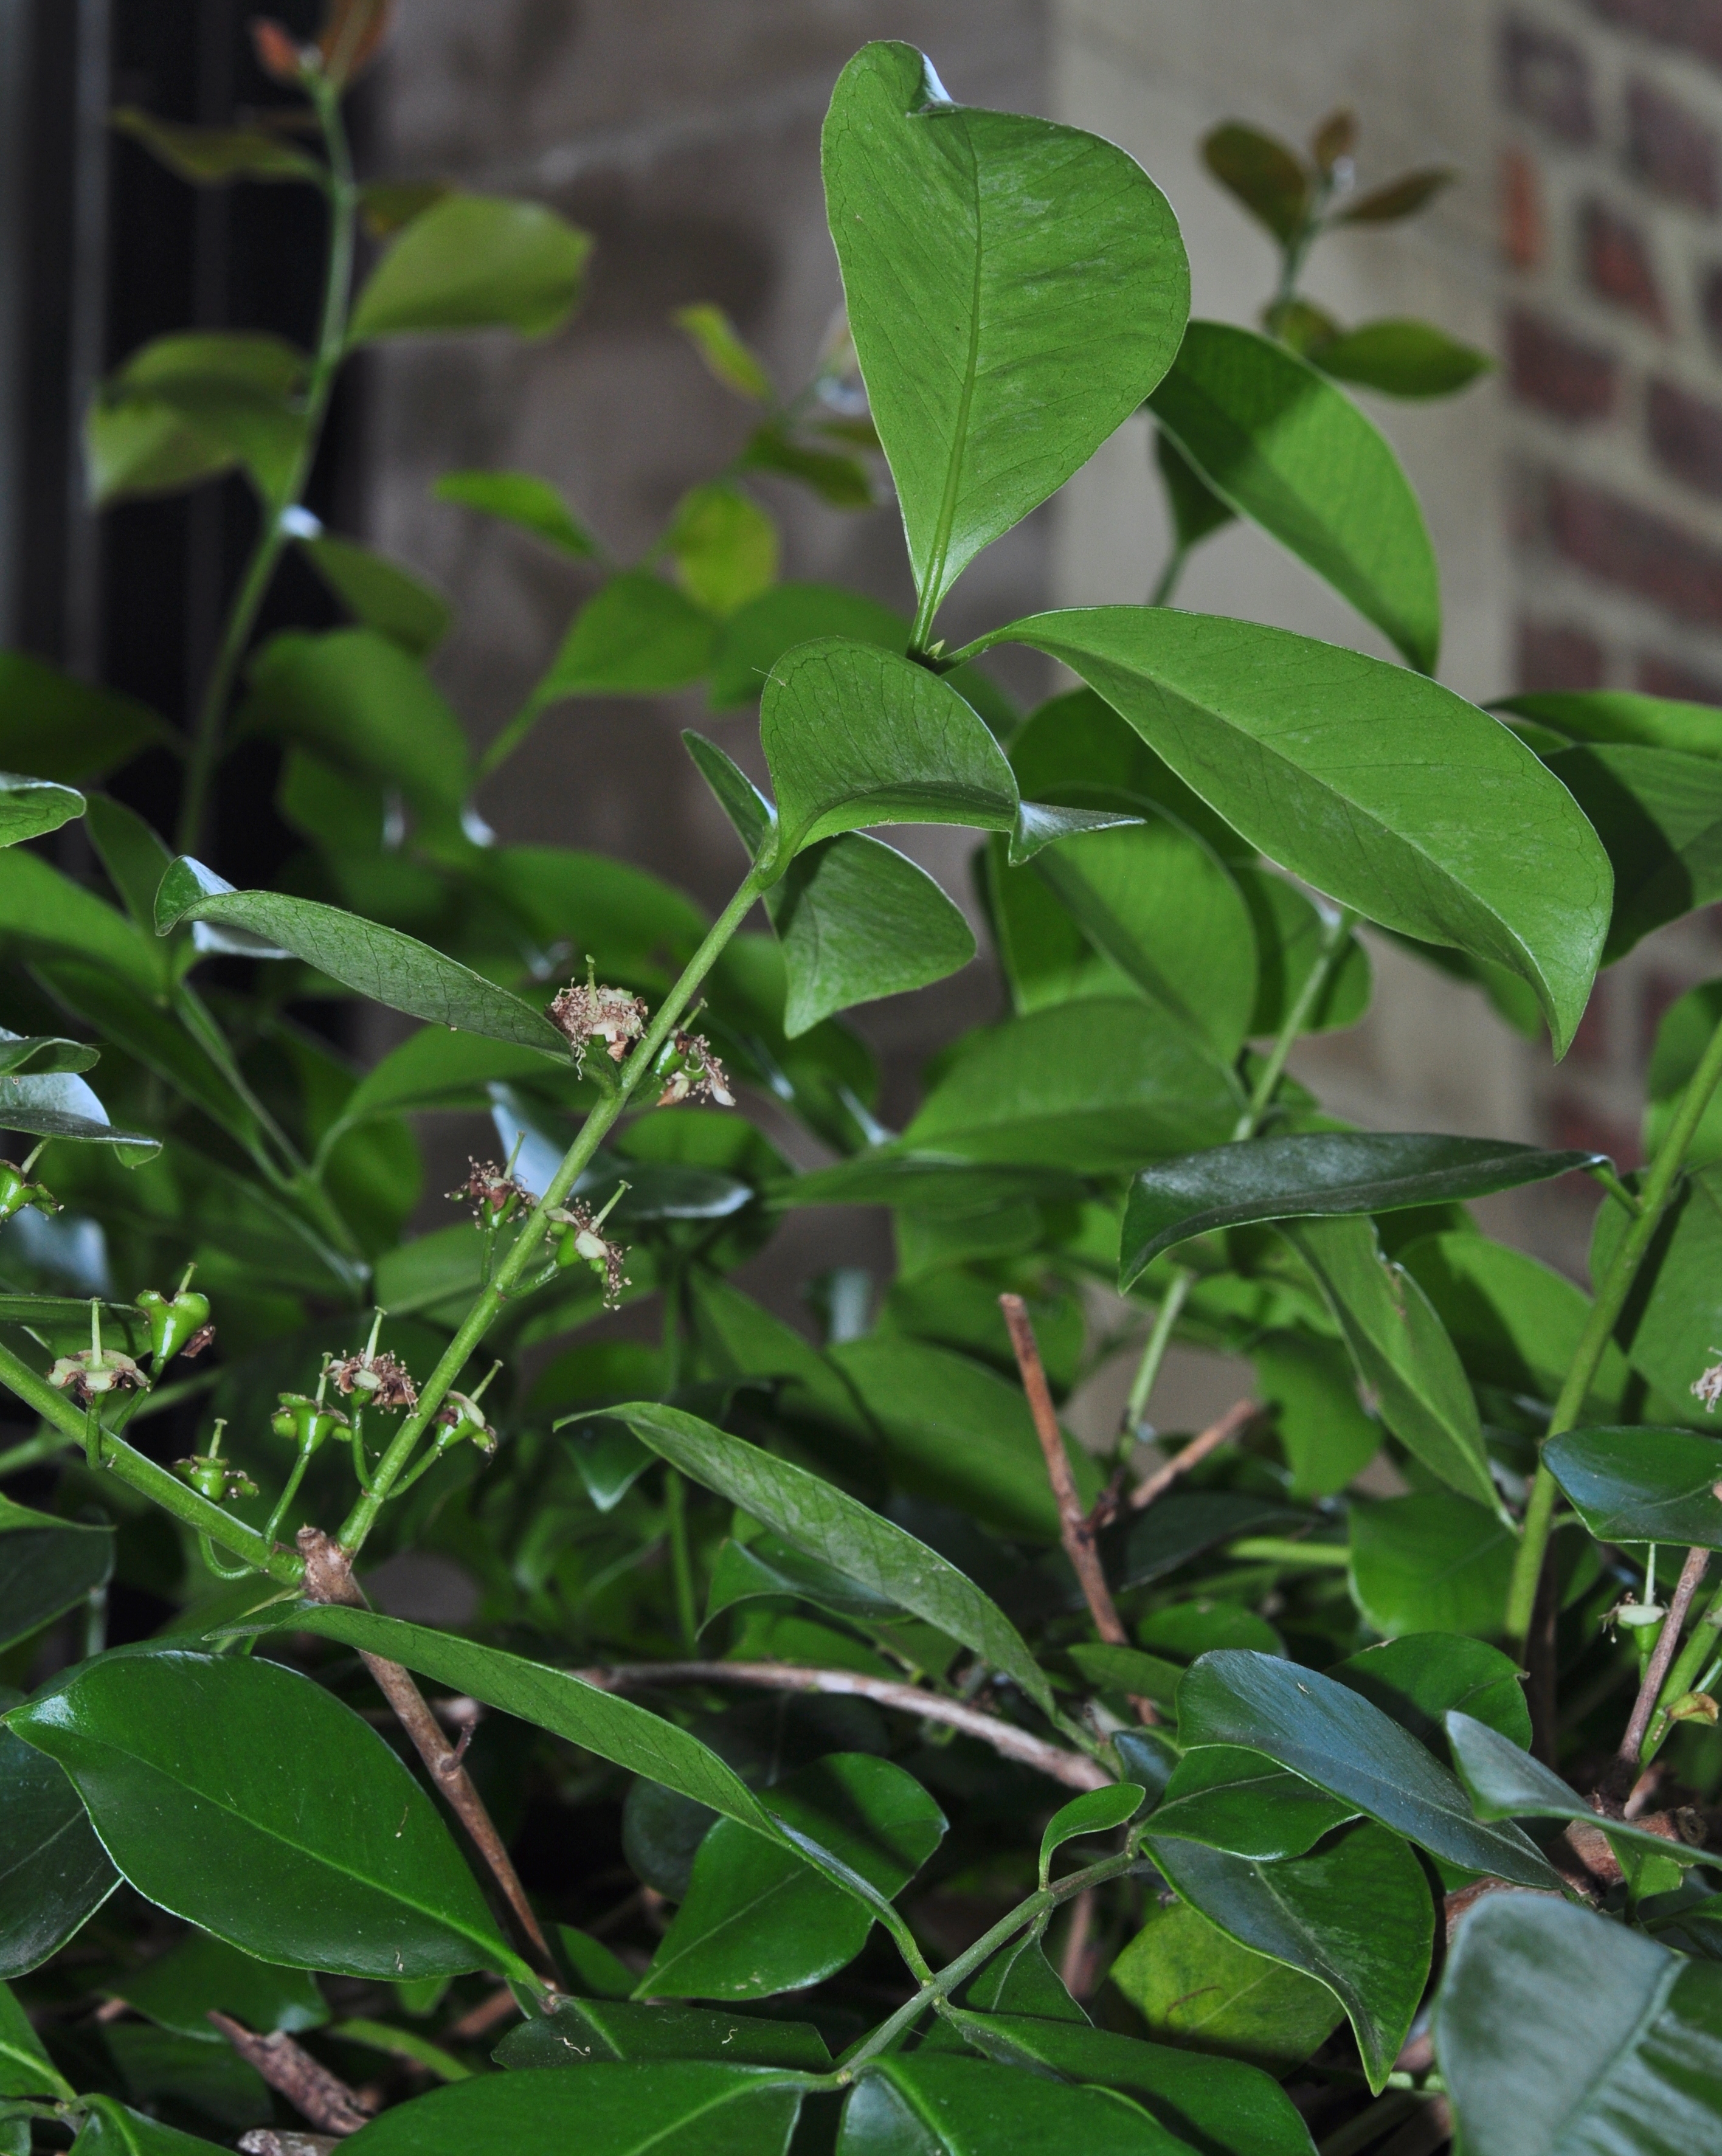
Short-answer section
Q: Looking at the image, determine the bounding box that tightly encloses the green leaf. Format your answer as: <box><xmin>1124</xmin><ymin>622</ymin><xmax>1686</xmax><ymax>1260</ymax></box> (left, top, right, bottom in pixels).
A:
<box><xmin>0</xmin><ymin>1495</ymin><xmax>113</xmax><ymax>1651</ymax></box>
<box><xmin>1156</xmin><ymin>427</ymin><xmax>1236</xmax><ymax>553</ymax></box>
<box><xmin>1647</xmin><ymin>979</ymin><xmax>1722</xmax><ymax>1170</ymax></box>
<box><xmin>0</xmin><ymin>651</ymin><xmax>170</xmax><ymax>783</ymax></box>
<box><xmin>611</xmin><ymin>1400</ymin><xmax>1058</xmax><ymax>1716</ymax></box>
<box><xmin>343</xmin><ymin>2064</ymin><xmax>805</xmax><ymax>2156</ymax></box>
<box><xmin>1286</xmin><ymin>1217</ymin><xmax>1499</xmax><ymax>1512</ymax></box>
<box><xmin>1544</xmin><ymin>1425</ymin><xmax>1722</xmax><ymax>1548</ymax></box>
<box><xmin>536</xmin><ymin>573</ymin><xmax>719</xmax><ymax>700</ymax></box>
<box><xmin>973</xmin><ymin>609</ymin><xmax>1610</xmax><ymax>1052</ymax></box>
<box><xmin>319</xmin><ymin>1031</ymin><xmax>566</xmax><ymax>1151</ymax></box>
<box><xmin>1236</xmin><ymin>869</ymin><xmax>1371</xmax><ymax>1037</ymax></box>
<box><xmin>1311</xmin><ymin>318</ymin><xmax>1491</xmax><ymax>399</ymax></box>
<box><xmin>1038</xmin><ymin>1786</ymin><xmax>1143</xmax><ymax>1884</ymax></box>
<box><xmin>766</xmin><ymin>832</ymin><xmax>974</xmax><ymax>1037</ymax></box>
<box><xmin>1121</xmin><ymin>1494</ymin><xmax>1313</xmax><ymax>1592</ymax></box>
<box><xmin>684</xmin><ymin>731</ymin><xmax>775</xmax><ymax>861</ymax></box>
<box><xmin>0</xmin><ymin>1071</ymin><xmax>159</xmax><ymax>1167</ymax></box>
<box><xmin>1445</xmin><ymin>1711</ymin><xmax>1707</xmax><ymax>1871</ymax></box>
<box><xmin>112</xmin><ymin>108</ymin><xmax>321</xmax><ymax>184</ymax></box>
<box><xmin>1399</xmin><ymin>1229</ymin><xmax>1631</xmax><ymax>1413</ymax></box>
<box><xmin>904</xmin><ymin>999</ymin><xmax>1237</xmax><ymax>1174</ymax></box>
<box><xmin>1176</xmin><ymin>1650</ymin><xmax>1557</xmax><ymax>1886</ymax></box>
<box><xmin>782</xmin><ymin>1153</ymin><xmax>1082</xmax><ymax>1217</ymax></box>
<box><xmin>1349</xmin><ymin>1493</ymin><xmax>1516</xmax><ymax>1639</ymax></box>
<box><xmin>839</xmin><ymin>2053</ymin><xmax>1192</xmax><ymax>2156</ymax></box>
<box><xmin>1121</xmin><ymin>1133</ymin><xmax>1595</xmax><ymax>1286</ymax></box>
<box><xmin>1331</xmin><ymin>1636</ymin><xmax>1532</xmax><ymax>1752</ymax></box>
<box><xmin>673</xmin><ymin>304</ymin><xmax>773</xmax><ymax>401</ymax></box>
<box><xmin>250</xmin><ymin>1603</ymin><xmax>781</xmax><ymax>1842</ymax></box>
<box><xmin>0</xmin><ymin>1977</ymin><xmax>71</xmax><ymax>2098</ymax></box>
<box><xmin>943</xmin><ymin>2016</ymin><xmax>1317</xmax><ymax>2156</ymax></box>
<box><xmin>739</xmin><ymin>424</ymin><xmax>874</xmax><ymax>509</ymax></box>
<box><xmin>1033</xmin><ymin>812</ymin><xmax>1257</xmax><ymax>1060</ymax></box>
<box><xmin>0</xmin><ymin>773</ymin><xmax>83</xmax><ymax>848</ymax></box>
<box><xmin>1548</xmin><ymin>742</ymin><xmax>1722</xmax><ymax>961</ymax></box>
<box><xmin>1336</xmin><ymin>168</ymin><xmax>1454</xmax><ymax>224</ymax></box>
<box><xmin>1147</xmin><ymin>1823</ymin><xmax>1431</xmax><ymax>2092</ymax></box>
<box><xmin>1145</xmin><ymin>1747</ymin><xmax>1355</xmax><ymax>1861</ymax></box>
<box><xmin>1251</xmin><ymin>1332</ymin><xmax>1381</xmax><ymax>1499</ymax></box>
<box><xmin>69</xmin><ymin>2096</ymin><xmax>229</xmax><ymax>2155</ymax></box>
<box><xmin>1498</xmin><ymin>686</ymin><xmax>1722</xmax><ymax>759</ymax></box>
<box><xmin>1436</xmin><ymin>1893</ymin><xmax>1722</xmax><ymax>2155</ymax></box>
<box><xmin>118</xmin><ymin>1928</ymin><xmax>328</xmax><ymax>2040</ymax></box>
<box><xmin>708</xmin><ymin>583</ymin><xmax>905</xmax><ymax>709</ymax></box>
<box><xmin>1594</xmin><ymin>1163</ymin><xmax>1722</xmax><ymax>1414</ymax></box>
<box><xmin>85</xmin><ymin>794</ymin><xmax>173</xmax><ymax>938</ymax></box>
<box><xmin>1111</xmin><ymin>1896</ymin><xmax>1342</xmax><ymax>2073</ymax></box>
<box><xmin>1067</xmin><ymin>1643</ymin><xmax>1183</xmax><ymax>1710</ymax></box>
<box><xmin>155</xmin><ymin>861</ymin><xmax>568</xmax><ymax>1054</ymax></box>
<box><xmin>0</xmin><ymin>848</ymin><xmax>159</xmax><ymax>993</ymax></box>
<box><xmin>348</xmin><ymin>193</ymin><xmax>590</xmax><ymax>340</ymax></box>
<box><xmin>1149</xmin><ymin>322</ymin><xmax>1439</xmax><ymax>669</ymax></box>
<box><xmin>4</xmin><ymin>1651</ymin><xmax>517</xmax><ymax>1980</ymax></box>
<box><xmin>666</xmin><ymin>484</ymin><xmax>778</xmax><ymax>617</ymax></box>
<box><xmin>0</xmin><ymin>1679</ymin><xmax>117</xmax><ymax>1980</ymax></box>
<box><xmin>91</xmin><ymin>332</ymin><xmax>308</xmax><ymax>505</ymax></box>
<box><xmin>640</xmin><ymin>1754</ymin><xmax>945</xmax><ymax>2000</ymax></box>
<box><xmin>300</xmin><ymin>536</ymin><xmax>452</xmax><ymax>657</ymax></box>
<box><xmin>823</xmin><ymin>41</ymin><xmax>1188</xmax><ymax>624</ymax></box>
<box><xmin>432</xmin><ymin>468</ymin><xmax>596</xmax><ymax>558</ymax></box>
<box><xmin>241</xmin><ymin>629</ymin><xmax>471</xmax><ymax>821</ymax></box>
<box><xmin>1202</xmin><ymin>123</ymin><xmax>1310</xmax><ymax>243</ymax></box>
<box><xmin>496</xmin><ymin>1996</ymin><xmax>829</xmax><ymax>2068</ymax></box>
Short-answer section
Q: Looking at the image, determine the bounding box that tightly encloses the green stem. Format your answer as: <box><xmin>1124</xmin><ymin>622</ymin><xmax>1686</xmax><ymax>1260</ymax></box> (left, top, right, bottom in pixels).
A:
<box><xmin>1506</xmin><ymin>1005</ymin><xmax>1722</xmax><ymax>1649</ymax></box>
<box><xmin>1645</xmin><ymin>1577</ymin><xmax>1722</xmax><ymax>1758</ymax></box>
<box><xmin>335</xmin><ymin>864</ymin><xmax>769</xmax><ymax>1552</ymax></box>
<box><xmin>1147</xmin><ymin>542</ymin><xmax>1189</xmax><ymax>610</ymax></box>
<box><xmin>176</xmin><ymin>78</ymin><xmax>358</xmax><ymax>854</ymax></box>
<box><xmin>0</xmin><ymin>1339</ymin><xmax>300</xmax><ymax>1584</ymax></box>
<box><xmin>1119</xmin><ymin>1275</ymin><xmax>1191</xmax><ymax>1458</ymax></box>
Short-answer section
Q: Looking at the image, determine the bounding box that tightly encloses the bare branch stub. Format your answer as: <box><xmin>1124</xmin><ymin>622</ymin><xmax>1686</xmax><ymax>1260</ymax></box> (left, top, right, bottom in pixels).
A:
<box><xmin>210</xmin><ymin>2014</ymin><xmax>372</xmax><ymax>2138</ymax></box>
<box><xmin>1603</xmin><ymin>1544</ymin><xmax>1710</xmax><ymax>1805</ymax></box>
<box><xmin>1127</xmin><ymin>1398</ymin><xmax>1260</xmax><ymax>1513</ymax></box>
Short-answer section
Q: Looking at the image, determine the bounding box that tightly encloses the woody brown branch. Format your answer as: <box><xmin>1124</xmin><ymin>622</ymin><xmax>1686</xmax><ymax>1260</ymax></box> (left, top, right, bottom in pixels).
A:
<box><xmin>1602</xmin><ymin>1543</ymin><xmax>1710</xmax><ymax>1805</ymax></box>
<box><xmin>296</xmin><ymin>1528</ymin><xmax>556</xmax><ymax>1977</ymax></box>
<box><xmin>209</xmin><ymin>2014</ymin><xmax>372</xmax><ymax>2137</ymax></box>
<box><xmin>1128</xmin><ymin>1398</ymin><xmax>1259</xmax><ymax>1511</ymax></box>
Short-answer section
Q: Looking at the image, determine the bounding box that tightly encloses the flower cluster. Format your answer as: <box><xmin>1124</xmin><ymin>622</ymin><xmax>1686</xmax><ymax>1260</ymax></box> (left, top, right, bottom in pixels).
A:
<box><xmin>655</xmin><ymin>1030</ymin><xmax>734</xmax><ymax>1108</ymax></box>
<box><xmin>550</xmin><ymin>970</ymin><xmax>649</xmax><ymax>1072</ymax></box>
<box><xmin>548</xmin><ymin>1196</ymin><xmax>631</xmax><ymax>1309</ymax></box>
<box><xmin>328</xmin><ymin>1312</ymin><xmax>418</xmax><ymax>1411</ymax></box>
<box><xmin>449</xmin><ymin>1157</ymin><xmax>530</xmax><ymax>1226</ymax></box>
<box><xmin>1694</xmin><ymin>1353</ymin><xmax>1722</xmax><ymax>1414</ymax></box>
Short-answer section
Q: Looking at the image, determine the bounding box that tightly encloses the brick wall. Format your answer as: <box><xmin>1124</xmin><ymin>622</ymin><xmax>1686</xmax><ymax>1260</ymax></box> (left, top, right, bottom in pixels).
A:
<box><xmin>1501</xmin><ymin>0</ymin><xmax>1722</xmax><ymax>1196</ymax></box>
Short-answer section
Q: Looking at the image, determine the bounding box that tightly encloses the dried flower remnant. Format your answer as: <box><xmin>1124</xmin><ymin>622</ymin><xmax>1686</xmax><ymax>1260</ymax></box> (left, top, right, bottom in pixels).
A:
<box><xmin>655</xmin><ymin>1031</ymin><xmax>735</xmax><ymax>1108</ymax></box>
<box><xmin>48</xmin><ymin>1302</ymin><xmax>147</xmax><ymax>1407</ymax></box>
<box><xmin>435</xmin><ymin>1388</ymin><xmax>498</xmax><ymax>1456</ymax></box>
<box><xmin>548</xmin><ymin>1182</ymin><xmax>631</xmax><ymax>1309</ymax></box>
<box><xmin>328</xmin><ymin>1311</ymin><xmax>418</xmax><ymax>1410</ymax></box>
<box><xmin>450</xmin><ymin>1158</ymin><xmax>530</xmax><ymax>1226</ymax></box>
<box><xmin>549</xmin><ymin>962</ymin><xmax>649</xmax><ymax>1072</ymax></box>
<box><xmin>181</xmin><ymin>1324</ymin><xmax>216</xmax><ymax>1358</ymax></box>
<box><xmin>1695</xmin><ymin>1352</ymin><xmax>1722</xmax><ymax>1414</ymax></box>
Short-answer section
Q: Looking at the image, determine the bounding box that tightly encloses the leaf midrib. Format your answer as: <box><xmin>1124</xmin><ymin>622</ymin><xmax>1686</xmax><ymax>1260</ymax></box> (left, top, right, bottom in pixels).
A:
<box><xmin>916</xmin><ymin>111</ymin><xmax>985</xmax><ymax>633</ymax></box>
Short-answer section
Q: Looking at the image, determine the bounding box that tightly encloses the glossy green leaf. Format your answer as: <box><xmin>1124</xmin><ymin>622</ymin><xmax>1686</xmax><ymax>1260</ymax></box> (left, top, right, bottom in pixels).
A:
<box><xmin>641</xmin><ymin>1753</ymin><xmax>945</xmax><ymax>2000</ymax></box>
<box><xmin>300</xmin><ymin>535</ymin><xmax>451</xmax><ymax>657</ymax></box>
<box><xmin>118</xmin><ymin>1928</ymin><xmax>328</xmax><ymax>2040</ymax></box>
<box><xmin>1175</xmin><ymin>1649</ymin><xmax>1558</xmax><ymax>1885</ymax></box>
<box><xmin>1122</xmin><ymin>1132</ymin><xmax>1595</xmax><ymax>1286</ymax></box>
<box><xmin>765</xmin><ymin>832</ymin><xmax>973</xmax><ymax>1038</ymax></box>
<box><xmin>1149</xmin><ymin>322</ymin><xmax>1439</xmax><ymax>668</ymax></box>
<box><xmin>112</xmin><ymin>107</ymin><xmax>322</xmax><ymax>184</ymax></box>
<box><xmin>708</xmin><ymin>583</ymin><xmax>905</xmax><ymax>709</ymax></box>
<box><xmin>0</xmin><ymin>773</ymin><xmax>83</xmax><ymax>849</ymax></box>
<box><xmin>612</xmin><ymin>1400</ymin><xmax>1057</xmax><ymax>1715</ymax></box>
<box><xmin>904</xmin><ymin>999</ymin><xmax>1236</xmax><ymax>1174</ymax></box>
<box><xmin>1236</xmin><ymin>869</ymin><xmax>1371</xmax><ymax>1037</ymax></box>
<box><xmin>1202</xmin><ymin>123</ymin><xmax>1310</xmax><ymax>243</ymax></box>
<box><xmin>741</xmin><ymin>421</ymin><xmax>875</xmax><ymax>508</ymax></box>
<box><xmin>0</xmin><ymin>1975</ymin><xmax>71</xmax><ymax>2097</ymax></box>
<box><xmin>5</xmin><ymin>1651</ymin><xmax>516</xmax><ymax>1979</ymax></box>
<box><xmin>1287</xmin><ymin>1216</ymin><xmax>1499</xmax><ymax>1512</ymax></box>
<box><xmin>974</xmin><ymin>608</ymin><xmax>1611</xmax><ymax>1052</ymax></box>
<box><xmin>1499</xmin><ymin>687</ymin><xmax>1722</xmax><ymax>759</ymax></box>
<box><xmin>1156</xmin><ymin>426</ymin><xmax>1237</xmax><ymax>553</ymax></box>
<box><xmin>666</xmin><ymin>484</ymin><xmax>778</xmax><ymax>617</ymax></box>
<box><xmin>1646</xmin><ymin>978</ymin><xmax>1722</xmax><ymax>1170</ymax></box>
<box><xmin>986</xmin><ymin>835</ymin><xmax>1132</xmax><ymax>1017</ymax></box>
<box><xmin>0</xmin><ymin>1495</ymin><xmax>113</xmax><ymax>1650</ymax></box>
<box><xmin>1331</xmin><ymin>1636</ymin><xmax>1531</xmax><ymax>1752</ymax></box>
<box><xmin>1436</xmin><ymin>1891</ymin><xmax>1722</xmax><ymax>2156</ymax></box>
<box><xmin>1595</xmin><ymin>1163</ymin><xmax>1722</xmax><ymax>1415</ymax></box>
<box><xmin>684</xmin><ymin>730</ymin><xmax>774</xmax><ymax>862</ymax></box>
<box><xmin>1549</xmin><ymin>742</ymin><xmax>1722</xmax><ymax>961</ymax></box>
<box><xmin>1251</xmin><ymin>1332</ymin><xmax>1381</xmax><ymax>1499</ymax></box>
<box><xmin>1038</xmin><ymin>1785</ymin><xmax>1143</xmax><ymax>1884</ymax></box>
<box><xmin>69</xmin><ymin>2097</ymin><xmax>227</xmax><ymax>2155</ymax></box>
<box><xmin>1445</xmin><ymin>1711</ymin><xmax>1706</xmax><ymax>1870</ymax></box>
<box><xmin>155</xmin><ymin>862</ymin><xmax>567</xmax><ymax>1053</ymax></box>
<box><xmin>1544</xmin><ymin>1425</ymin><xmax>1722</xmax><ymax>1548</ymax></box>
<box><xmin>1146</xmin><ymin>1747</ymin><xmax>1355</xmax><ymax>1861</ymax></box>
<box><xmin>839</xmin><ymin>2053</ymin><xmax>1189</xmax><ymax>2156</ymax></box>
<box><xmin>85</xmin><ymin>793</ymin><xmax>172</xmax><ymax>941</ymax></box>
<box><xmin>673</xmin><ymin>304</ymin><xmax>773</xmax><ymax>401</ymax></box>
<box><xmin>496</xmin><ymin>1996</ymin><xmax>828</xmax><ymax>2069</ymax></box>
<box><xmin>0</xmin><ymin>838</ymin><xmax>161</xmax><ymax>992</ymax></box>
<box><xmin>823</xmin><ymin>41</ymin><xmax>1188</xmax><ymax>623</ymax></box>
<box><xmin>1312</xmin><ymin>317</ymin><xmax>1491</xmax><ymax>399</ymax></box>
<box><xmin>343</xmin><ymin>2064</ymin><xmax>805</xmax><ymax>2156</ymax></box>
<box><xmin>348</xmin><ymin>193</ymin><xmax>589</xmax><ymax>340</ymax></box>
<box><xmin>1120</xmin><ymin>1493</ymin><xmax>1313</xmax><ymax>1592</ymax></box>
<box><xmin>946</xmin><ymin>2016</ymin><xmax>1316</xmax><ymax>2156</ymax></box>
<box><xmin>0</xmin><ymin>652</ymin><xmax>169</xmax><ymax>783</ymax></box>
<box><xmin>1399</xmin><ymin>1229</ymin><xmax>1630</xmax><ymax>1412</ymax></box>
<box><xmin>1033</xmin><ymin>812</ymin><xmax>1256</xmax><ymax>1059</ymax></box>
<box><xmin>0</xmin><ymin>1070</ymin><xmax>159</xmax><ymax>1167</ymax></box>
<box><xmin>241</xmin><ymin>628</ymin><xmax>471</xmax><ymax>820</ymax></box>
<box><xmin>1150</xmin><ymin>1823</ymin><xmax>1430</xmax><ymax>2092</ymax></box>
<box><xmin>1111</xmin><ymin>1896</ymin><xmax>1342</xmax><ymax>2073</ymax></box>
<box><xmin>433</xmin><ymin>468</ymin><xmax>596</xmax><ymax>557</ymax></box>
<box><xmin>536</xmin><ymin>573</ymin><xmax>718</xmax><ymax>700</ymax></box>
<box><xmin>0</xmin><ymin>1683</ymin><xmax>117</xmax><ymax>1978</ymax></box>
<box><xmin>1349</xmin><ymin>1493</ymin><xmax>1516</xmax><ymax>1639</ymax></box>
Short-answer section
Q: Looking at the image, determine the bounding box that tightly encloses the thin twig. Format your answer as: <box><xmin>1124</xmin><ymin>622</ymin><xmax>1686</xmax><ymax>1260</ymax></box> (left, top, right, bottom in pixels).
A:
<box><xmin>1606</xmin><ymin>1545</ymin><xmax>1710</xmax><ymax>1800</ymax></box>
<box><xmin>209</xmin><ymin>2015</ymin><xmax>371</xmax><ymax>2137</ymax></box>
<box><xmin>297</xmin><ymin>1529</ymin><xmax>556</xmax><ymax>1977</ymax></box>
<box><xmin>444</xmin><ymin>1987</ymin><xmax>522</xmax><ymax>2043</ymax></box>
<box><xmin>577</xmin><ymin>1661</ymin><xmax>1110</xmax><ymax>1791</ymax></box>
<box><xmin>1128</xmin><ymin>1399</ymin><xmax>1259</xmax><ymax>1512</ymax></box>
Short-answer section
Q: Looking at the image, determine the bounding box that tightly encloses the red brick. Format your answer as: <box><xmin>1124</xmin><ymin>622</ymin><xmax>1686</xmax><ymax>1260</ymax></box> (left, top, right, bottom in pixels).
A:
<box><xmin>1544</xmin><ymin>471</ymin><xmax>1722</xmax><ymax>626</ymax></box>
<box><xmin>1649</xmin><ymin>376</ymin><xmax>1722</xmax><ymax>496</ymax></box>
<box><xmin>1518</xmin><ymin>617</ymin><xmax>1608</xmax><ymax>690</ymax></box>
<box><xmin>1637</xmin><ymin>649</ymin><xmax>1722</xmax><ymax>698</ymax></box>
<box><xmin>1507</xmin><ymin>308</ymin><xmax>1617</xmax><ymax>419</ymax></box>
<box><xmin>1626</xmin><ymin>77</ymin><xmax>1721</xmax><ymax>207</ymax></box>
<box><xmin>1591</xmin><ymin>0</ymin><xmax>1722</xmax><ymax>71</ymax></box>
<box><xmin>1581</xmin><ymin>198</ymin><xmax>1668</xmax><ymax>324</ymax></box>
<box><xmin>1502</xmin><ymin>19</ymin><xmax>1597</xmax><ymax>140</ymax></box>
<box><xmin>1502</xmin><ymin>145</ymin><xmax>1546</xmax><ymax>269</ymax></box>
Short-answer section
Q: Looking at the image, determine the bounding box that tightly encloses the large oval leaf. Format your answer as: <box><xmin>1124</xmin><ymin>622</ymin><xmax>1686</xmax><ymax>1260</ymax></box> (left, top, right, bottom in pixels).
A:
<box><xmin>839</xmin><ymin>2053</ymin><xmax>1191</xmax><ymax>2156</ymax></box>
<box><xmin>0</xmin><ymin>772</ymin><xmax>83</xmax><ymax>848</ymax></box>
<box><xmin>1349</xmin><ymin>1494</ymin><xmax>1515</xmax><ymax>1639</ymax></box>
<box><xmin>4</xmin><ymin>1652</ymin><xmax>517</xmax><ymax>1980</ymax></box>
<box><xmin>1547</xmin><ymin>741</ymin><xmax>1722</xmax><ymax>961</ymax></box>
<box><xmin>975</xmin><ymin>609</ymin><xmax>1613</xmax><ymax>1054</ymax></box>
<box><xmin>1499</xmin><ymin>686</ymin><xmax>1722</xmax><ymax>759</ymax></box>
<box><xmin>0</xmin><ymin>1070</ymin><xmax>159</xmax><ymax>1166</ymax></box>
<box><xmin>1144</xmin><ymin>1747</ymin><xmax>1355</xmax><ymax>1862</ymax></box>
<box><xmin>1149</xmin><ymin>322</ymin><xmax>1439</xmax><ymax>670</ymax></box>
<box><xmin>1544</xmin><ymin>1425</ymin><xmax>1722</xmax><ymax>1548</ymax></box>
<box><xmin>0</xmin><ymin>1497</ymin><xmax>113</xmax><ymax>1651</ymax></box>
<box><xmin>1436</xmin><ymin>1895</ymin><xmax>1722</xmax><ymax>2156</ymax></box>
<box><xmin>348</xmin><ymin>193</ymin><xmax>589</xmax><ymax>341</ymax></box>
<box><xmin>823</xmin><ymin>41</ymin><xmax>1188</xmax><ymax>625</ymax></box>
<box><xmin>1121</xmin><ymin>1133</ymin><xmax>1599</xmax><ymax>1285</ymax></box>
<box><xmin>342</xmin><ymin>2064</ymin><xmax>805</xmax><ymax>2156</ymax></box>
<box><xmin>1111</xmin><ymin>1895</ymin><xmax>1341</xmax><ymax>2073</ymax></box>
<box><xmin>1594</xmin><ymin>1163</ymin><xmax>1722</xmax><ymax>1415</ymax></box>
<box><xmin>0</xmin><ymin>1686</ymin><xmax>117</xmax><ymax>1978</ymax></box>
